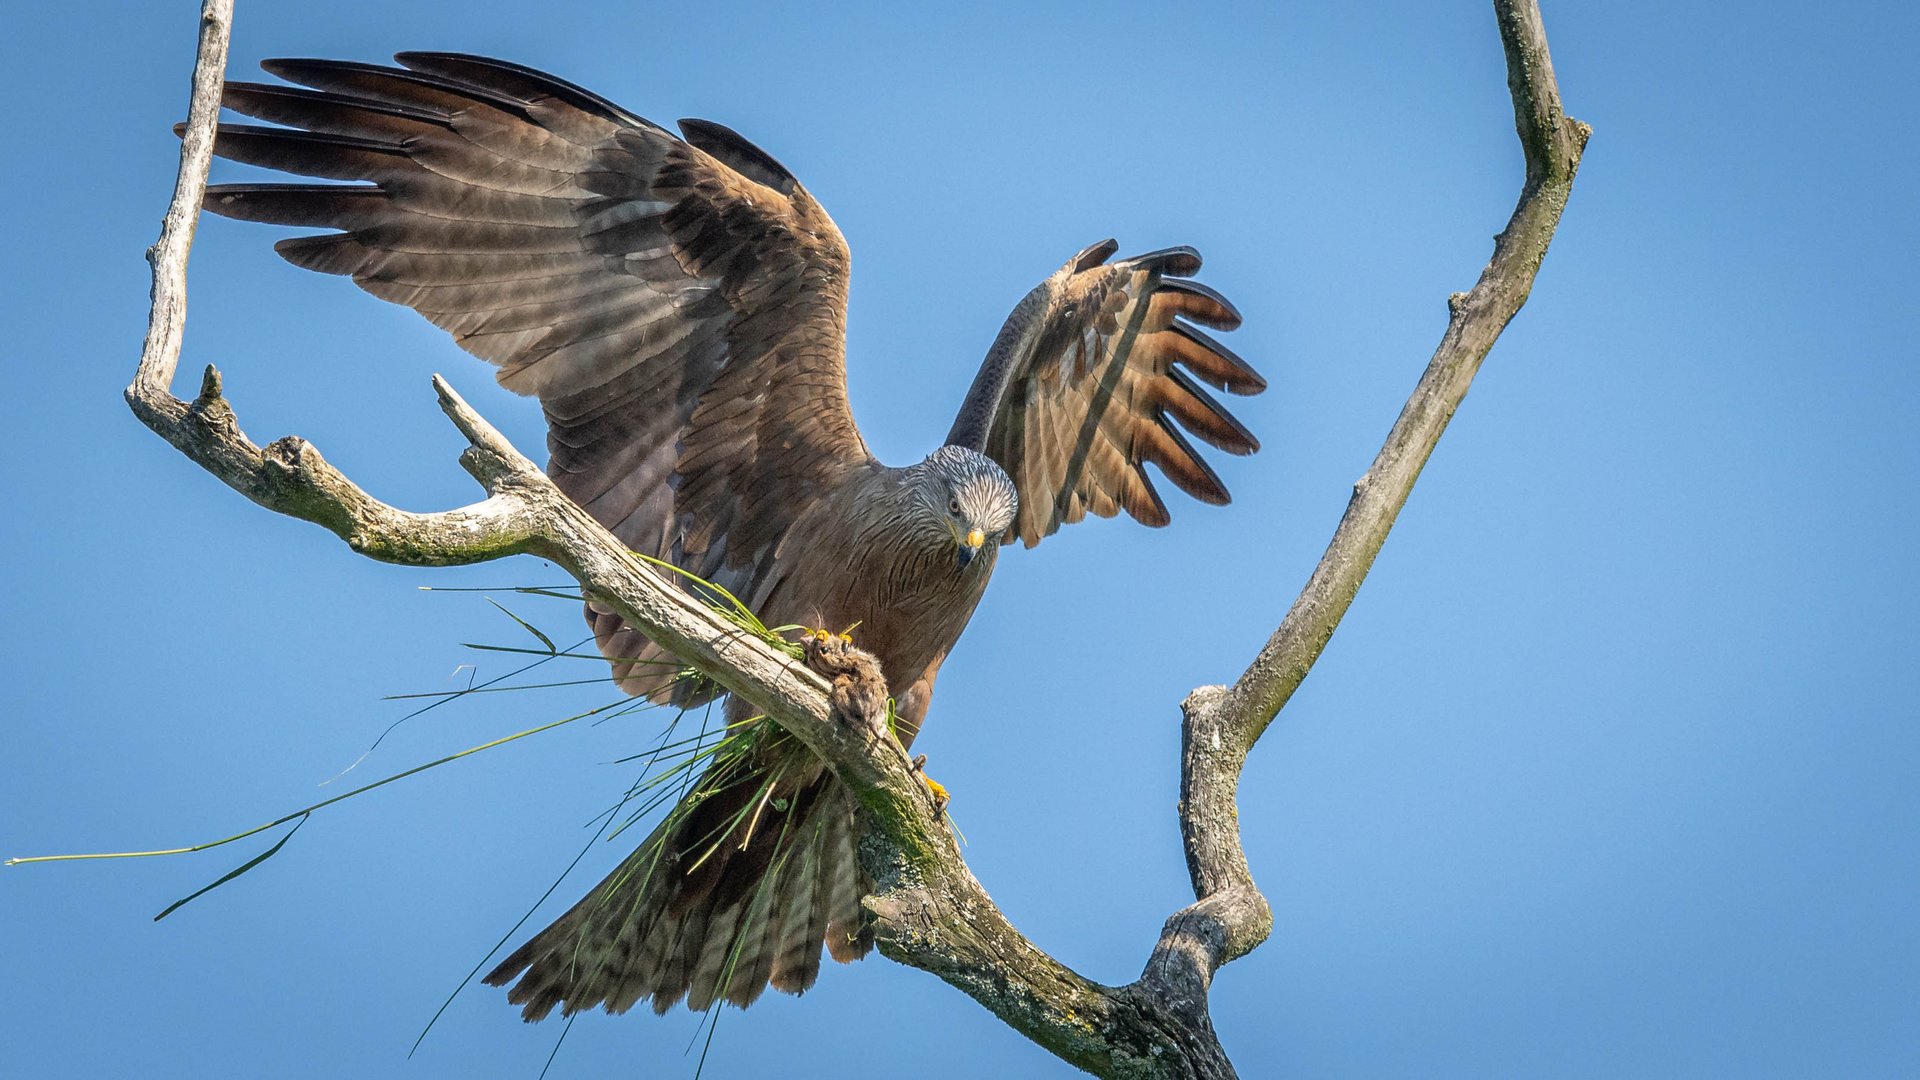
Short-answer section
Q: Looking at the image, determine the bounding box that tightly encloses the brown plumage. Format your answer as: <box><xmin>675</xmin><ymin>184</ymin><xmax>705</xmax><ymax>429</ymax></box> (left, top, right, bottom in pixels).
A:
<box><xmin>196</xmin><ymin>52</ymin><xmax>1265</xmax><ymax>1018</ymax></box>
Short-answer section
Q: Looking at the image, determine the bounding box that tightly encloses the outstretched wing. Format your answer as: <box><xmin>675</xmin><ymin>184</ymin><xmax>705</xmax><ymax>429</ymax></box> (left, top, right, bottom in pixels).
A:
<box><xmin>199</xmin><ymin>54</ymin><xmax>871</xmax><ymax>693</ymax></box>
<box><xmin>947</xmin><ymin>240</ymin><xmax>1264</xmax><ymax>547</ymax></box>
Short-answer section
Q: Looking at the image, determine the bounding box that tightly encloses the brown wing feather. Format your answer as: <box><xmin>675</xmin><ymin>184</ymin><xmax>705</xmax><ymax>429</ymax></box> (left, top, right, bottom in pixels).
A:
<box><xmin>199</xmin><ymin>53</ymin><xmax>871</xmax><ymax>694</ymax></box>
<box><xmin>947</xmin><ymin>241</ymin><xmax>1264</xmax><ymax>547</ymax></box>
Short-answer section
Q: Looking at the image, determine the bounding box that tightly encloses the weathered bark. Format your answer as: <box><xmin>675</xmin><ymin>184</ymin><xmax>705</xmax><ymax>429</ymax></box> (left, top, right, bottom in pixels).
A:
<box><xmin>129</xmin><ymin>2</ymin><xmax>1586</xmax><ymax>1076</ymax></box>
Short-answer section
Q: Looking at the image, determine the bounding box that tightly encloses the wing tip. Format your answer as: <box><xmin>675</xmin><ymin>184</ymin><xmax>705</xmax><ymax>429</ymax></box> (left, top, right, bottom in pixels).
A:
<box><xmin>1131</xmin><ymin>478</ymin><xmax>1174</xmax><ymax>528</ymax></box>
<box><xmin>677</xmin><ymin>117</ymin><xmax>798</xmax><ymax>195</ymax></box>
<box><xmin>1165</xmin><ymin>367</ymin><xmax>1261</xmax><ymax>456</ymax></box>
<box><xmin>256</xmin><ymin>56</ymin><xmax>323</xmax><ymax>81</ymax></box>
<box><xmin>1170</xmin><ymin>321</ymin><xmax>1267</xmax><ymax>395</ymax></box>
<box><xmin>1127</xmin><ymin>245</ymin><xmax>1203</xmax><ymax>277</ymax></box>
<box><xmin>257</xmin><ymin>56</ymin><xmax>399</xmax><ymax>88</ymax></box>
<box><xmin>1071</xmin><ymin>237</ymin><xmax>1120</xmax><ymax>272</ymax></box>
<box><xmin>394</xmin><ymin>51</ymin><xmax>661</xmax><ymax>130</ymax></box>
<box><xmin>1159</xmin><ymin>277</ymin><xmax>1244</xmax><ymax>331</ymax></box>
<box><xmin>1149</xmin><ymin>417</ymin><xmax>1233</xmax><ymax>507</ymax></box>
<box><xmin>270</xmin><ymin>232</ymin><xmax>358</xmax><ymax>274</ymax></box>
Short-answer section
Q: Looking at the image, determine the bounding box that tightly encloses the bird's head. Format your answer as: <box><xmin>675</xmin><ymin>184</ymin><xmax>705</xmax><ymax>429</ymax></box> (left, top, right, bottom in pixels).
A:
<box><xmin>916</xmin><ymin>446</ymin><xmax>1018</xmax><ymax>571</ymax></box>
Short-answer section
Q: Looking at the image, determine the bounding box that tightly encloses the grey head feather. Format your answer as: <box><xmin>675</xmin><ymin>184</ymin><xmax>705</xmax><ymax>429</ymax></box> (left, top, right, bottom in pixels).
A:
<box><xmin>915</xmin><ymin>445</ymin><xmax>1019</xmax><ymax>545</ymax></box>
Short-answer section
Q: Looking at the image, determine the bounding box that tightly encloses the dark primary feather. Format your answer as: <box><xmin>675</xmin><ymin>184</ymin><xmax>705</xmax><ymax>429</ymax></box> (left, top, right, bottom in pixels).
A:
<box><xmin>675</xmin><ymin>117</ymin><xmax>799</xmax><ymax>194</ymax></box>
<box><xmin>948</xmin><ymin>241</ymin><xmax>1265</xmax><ymax>547</ymax></box>
<box><xmin>392</xmin><ymin>51</ymin><xmax>657</xmax><ymax>127</ymax></box>
<box><xmin>198</xmin><ymin>52</ymin><xmax>871</xmax><ymax>699</ymax></box>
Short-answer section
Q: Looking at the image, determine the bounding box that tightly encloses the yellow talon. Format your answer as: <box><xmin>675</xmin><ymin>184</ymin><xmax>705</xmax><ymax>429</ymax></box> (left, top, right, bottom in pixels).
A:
<box><xmin>909</xmin><ymin>753</ymin><xmax>950</xmax><ymax>811</ymax></box>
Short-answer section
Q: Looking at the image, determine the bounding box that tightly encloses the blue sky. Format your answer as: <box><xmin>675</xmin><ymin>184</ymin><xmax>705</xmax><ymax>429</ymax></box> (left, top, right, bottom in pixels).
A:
<box><xmin>4</xmin><ymin>2</ymin><xmax>1917</xmax><ymax>1077</ymax></box>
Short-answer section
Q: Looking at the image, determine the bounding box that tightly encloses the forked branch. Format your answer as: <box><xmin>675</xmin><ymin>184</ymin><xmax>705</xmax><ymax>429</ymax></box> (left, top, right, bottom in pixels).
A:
<box><xmin>1142</xmin><ymin>1</ymin><xmax>1591</xmax><ymax>1064</ymax></box>
<box><xmin>128</xmin><ymin>3</ymin><xmax>1584</xmax><ymax>1077</ymax></box>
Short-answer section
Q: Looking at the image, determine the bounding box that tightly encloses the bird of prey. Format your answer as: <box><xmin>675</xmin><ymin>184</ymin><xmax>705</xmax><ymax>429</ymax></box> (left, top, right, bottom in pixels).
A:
<box><xmin>196</xmin><ymin>52</ymin><xmax>1264</xmax><ymax>1020</ymax></box>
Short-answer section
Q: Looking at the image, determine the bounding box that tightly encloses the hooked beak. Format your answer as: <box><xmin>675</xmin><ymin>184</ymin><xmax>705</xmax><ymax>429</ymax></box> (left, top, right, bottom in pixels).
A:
<box><xmin>956</xmin><ymin>528</ymin><xmax>985</xmax><ymax>569</ymax></box>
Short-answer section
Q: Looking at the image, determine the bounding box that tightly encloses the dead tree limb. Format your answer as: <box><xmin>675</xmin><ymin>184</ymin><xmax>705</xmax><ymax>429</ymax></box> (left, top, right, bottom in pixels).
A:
<box><xmin>127</xmin><ymin>2</ymin><xmax>1585</xmax><ymax>1076</ymax></box>
<box><xmin>1147</xmin><ymin>0</ymin><xmax>1592</xmax><ymax>1062</ymax></box>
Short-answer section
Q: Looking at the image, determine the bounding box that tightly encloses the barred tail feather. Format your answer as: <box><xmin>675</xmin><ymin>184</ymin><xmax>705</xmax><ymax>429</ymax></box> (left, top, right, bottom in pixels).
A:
<box><xmin>823</xmin><ymin>810</ymin><xmax>875</xmax><ymax>963</ymax></box>
<box><xmin>484</xmin><ymin>769</ymin><xmax>872</xmax><ymax>1019</ymax></box>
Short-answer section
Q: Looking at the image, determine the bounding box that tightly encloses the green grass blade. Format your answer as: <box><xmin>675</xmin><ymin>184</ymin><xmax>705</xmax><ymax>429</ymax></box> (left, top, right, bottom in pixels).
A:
<box><xmin>382</xmin><ymin>676</ymin><xmax>617</xmax><ymax>701</ymax></box>
<box><xmin>8</xmin><ymin>705</ymin><xmax>612</xmax><ymax>869</ymax></box>
<box><xmin>153</xmin><ymin>814</ymin><xmax>309</xmax><ymax>921</ymax></box>
<box><xmin>419</xmin><ymin>584</ymin><xmax>576</xmax><ymax>592</ymax></box>
<box><xmin>485</xmin><ymin>597</ymin><xmax>557</xmax><ymax>654</ymax></box>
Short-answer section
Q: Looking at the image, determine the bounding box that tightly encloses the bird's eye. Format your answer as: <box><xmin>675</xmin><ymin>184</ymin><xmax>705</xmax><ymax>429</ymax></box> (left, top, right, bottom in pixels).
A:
<box><xmin>948</xmin><ymin>496</ymin><xmax>962</xmax><ymax>515</ymax></box>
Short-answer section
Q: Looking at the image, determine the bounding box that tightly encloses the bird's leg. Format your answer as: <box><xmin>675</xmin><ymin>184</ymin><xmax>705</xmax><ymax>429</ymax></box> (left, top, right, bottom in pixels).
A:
<box><xmin>908</xmin><ymin>753</ymin><xmax>950</xmax><ymax>813</ymax></box>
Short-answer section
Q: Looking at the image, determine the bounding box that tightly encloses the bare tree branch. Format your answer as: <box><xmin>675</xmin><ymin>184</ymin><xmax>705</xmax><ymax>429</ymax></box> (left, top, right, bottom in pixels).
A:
<box><xmin>125</xmin><ymin>2</ymin><xmax>1585</xmax><ymax>1077</ymax></box>
<box><xmin>1147</xmin><ymin>0</ymin><xmax>1592</xmax><ymax>1060</ymax></box>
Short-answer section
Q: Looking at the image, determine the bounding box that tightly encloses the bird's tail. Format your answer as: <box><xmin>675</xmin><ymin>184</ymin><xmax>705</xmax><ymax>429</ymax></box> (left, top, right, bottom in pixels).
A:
<box><xmin>484</xmin><ymin>753</ymin><xmax>874</xmax><ymax>1018</ymax></box>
